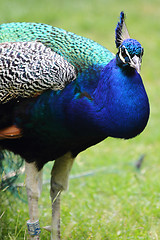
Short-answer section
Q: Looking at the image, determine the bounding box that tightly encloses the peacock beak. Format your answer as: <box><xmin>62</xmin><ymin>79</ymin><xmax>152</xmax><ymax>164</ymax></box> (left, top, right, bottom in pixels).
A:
<box><xmin>130</xmin><ymin>55</ymin><xmax>141</xmax><ymax>73</ymax></box>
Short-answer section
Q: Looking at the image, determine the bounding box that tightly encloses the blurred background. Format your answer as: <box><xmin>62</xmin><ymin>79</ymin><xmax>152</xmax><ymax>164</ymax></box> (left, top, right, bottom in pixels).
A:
<box><xmin>0</xmin><ymin>0</ymin><xmax>160</xmax><ymax>239</ymax></box>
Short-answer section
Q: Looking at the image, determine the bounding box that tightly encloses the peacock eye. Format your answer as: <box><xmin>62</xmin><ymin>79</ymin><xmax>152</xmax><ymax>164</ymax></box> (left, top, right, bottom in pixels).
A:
<box><xmin>121</xmin><ymin>47</ymin><xmax>127</xmax><ymax>58</ymax></box>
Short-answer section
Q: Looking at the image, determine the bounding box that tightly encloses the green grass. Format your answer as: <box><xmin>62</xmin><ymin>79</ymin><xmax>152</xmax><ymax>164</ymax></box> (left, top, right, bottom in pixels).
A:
<box><xmin>0</xmin><ymin>0</ymin><xmax>160</xmax><ymax>239</ymax></box>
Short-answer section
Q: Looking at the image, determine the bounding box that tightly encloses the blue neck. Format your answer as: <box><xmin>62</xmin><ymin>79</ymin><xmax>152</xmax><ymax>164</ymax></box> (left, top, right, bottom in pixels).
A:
<box><xmin>93</xmin><ymin>59</ymin><xmax>149</xmax><ymax>138</ymax></box>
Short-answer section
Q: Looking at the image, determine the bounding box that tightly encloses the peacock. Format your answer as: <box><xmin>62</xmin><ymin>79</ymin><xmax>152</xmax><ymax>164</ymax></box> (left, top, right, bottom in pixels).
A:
<box><xmin>0</xmin><ymin>12</ymin><xmax>149</xmax><ymax>239</ymax></box>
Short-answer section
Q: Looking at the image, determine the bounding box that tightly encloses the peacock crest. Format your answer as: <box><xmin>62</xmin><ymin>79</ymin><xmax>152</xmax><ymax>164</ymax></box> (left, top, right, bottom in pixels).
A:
<box><xmin>115</xmin><ymin>11</ymin><xmax>130</xmax><ymax>48</ymax></box>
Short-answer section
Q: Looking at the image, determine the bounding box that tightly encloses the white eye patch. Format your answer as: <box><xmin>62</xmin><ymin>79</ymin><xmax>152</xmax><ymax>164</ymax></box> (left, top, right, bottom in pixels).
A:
<box><xmin>119</xmin><ymin>46</ymin><xmax>132</xmax><ymax>64</ymax></box>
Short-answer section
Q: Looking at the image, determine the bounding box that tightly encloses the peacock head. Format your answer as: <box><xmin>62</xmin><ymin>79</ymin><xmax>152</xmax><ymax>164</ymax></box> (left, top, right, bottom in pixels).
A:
<box><xmin>115</xmin><ymin>11</ymin><xmax>144</xmax><ymax>73</ymax></box>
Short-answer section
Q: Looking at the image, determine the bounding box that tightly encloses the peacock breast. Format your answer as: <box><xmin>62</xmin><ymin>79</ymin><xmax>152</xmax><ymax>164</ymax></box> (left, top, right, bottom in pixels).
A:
<box><xmin>98</xmin><ymin>61</ymin><xmax>150</xmax><ymax>139</ymax></box>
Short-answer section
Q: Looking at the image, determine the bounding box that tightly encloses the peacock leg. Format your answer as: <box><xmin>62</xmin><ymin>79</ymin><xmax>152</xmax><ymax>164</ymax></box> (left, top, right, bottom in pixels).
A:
<box><xmin>25</xmin><ymin>161</ymin><xmax>43</xmax><ymax>240</ymax></box>
<box><xmin>50</xmin><ymin>152</ymin><xmax>74</xmax><ymax>240</ymax></box>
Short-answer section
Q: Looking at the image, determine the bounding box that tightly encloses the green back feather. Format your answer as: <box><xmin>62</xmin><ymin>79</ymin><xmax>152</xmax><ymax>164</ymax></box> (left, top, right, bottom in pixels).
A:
<box><xmin>0</xmin><ymin>22</ymin><xmax>114</xmax><ymax>71</ymax></box>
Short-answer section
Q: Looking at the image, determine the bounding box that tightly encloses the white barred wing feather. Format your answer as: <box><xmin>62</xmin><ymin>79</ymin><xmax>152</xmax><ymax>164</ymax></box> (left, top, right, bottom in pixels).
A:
<box><xmin>0</xmin><ymin>41</ymin><xmax>77</xmax><ymax>103</ymax></box>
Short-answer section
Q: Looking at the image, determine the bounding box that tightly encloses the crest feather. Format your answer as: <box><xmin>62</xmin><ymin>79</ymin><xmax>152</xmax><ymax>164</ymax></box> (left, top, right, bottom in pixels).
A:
<box><xmin>115</xmin><ymin>11</ymin><xmax>130</xmax><ymax>48</ymax></box>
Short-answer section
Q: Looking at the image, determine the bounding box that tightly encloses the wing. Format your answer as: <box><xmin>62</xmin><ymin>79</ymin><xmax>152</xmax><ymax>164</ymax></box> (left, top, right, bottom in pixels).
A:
<box><xmin>0</xmin><ymin>22</ymin><xmax>114</xmax><ymax>103</ymax></box>
<box><xmin>0</xmin><ymin>22</ymin><xmax>114</xmax><ymax>72</ymax></box>
<box><xmin>0</xmin><ymin>23</ymin><xmax>114</xmax><ymax>138</ymax></box>
<box><xmin>0</xmin><ymin>41</ymin><xmax>76</xmax><ymax>103</ymax></box>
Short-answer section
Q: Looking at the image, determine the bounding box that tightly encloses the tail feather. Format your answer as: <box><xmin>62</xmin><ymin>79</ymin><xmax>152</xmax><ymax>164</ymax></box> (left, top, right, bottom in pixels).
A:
<box><xmin>0</xmin><ymin>150</ymin><xmax>25</xmax><ymax>201</ymax></box>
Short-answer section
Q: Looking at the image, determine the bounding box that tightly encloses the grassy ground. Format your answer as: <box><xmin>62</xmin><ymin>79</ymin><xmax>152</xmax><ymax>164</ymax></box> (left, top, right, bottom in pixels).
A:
<box><xmin>0</xmin><ymin>0</ymin><xmax>160</xmax><ymax>239</ymax></box>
